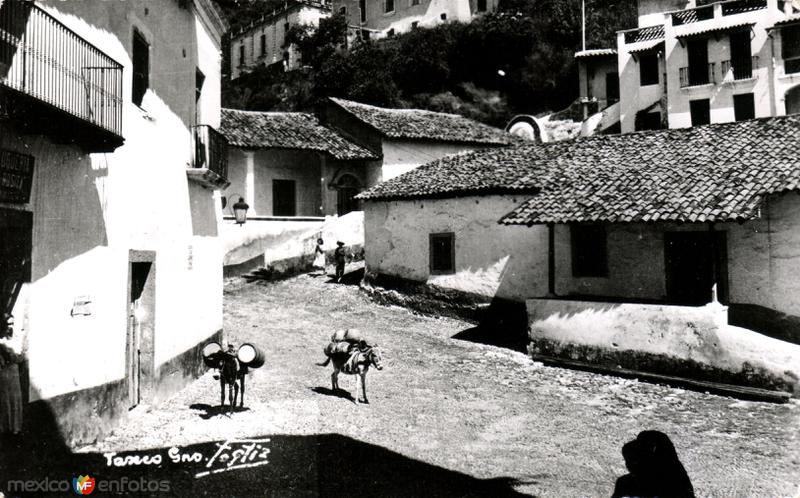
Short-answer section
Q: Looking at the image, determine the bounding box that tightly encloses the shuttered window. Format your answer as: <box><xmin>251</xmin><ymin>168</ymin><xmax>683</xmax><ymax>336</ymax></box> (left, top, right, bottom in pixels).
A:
<box><xmin>132</xmin><ymin>30</ymin><xmax>149</xmax><ymax>106</ymax></box>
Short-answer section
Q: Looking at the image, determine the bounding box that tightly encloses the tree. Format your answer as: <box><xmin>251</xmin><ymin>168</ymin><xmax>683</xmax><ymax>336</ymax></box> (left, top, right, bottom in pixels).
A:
<box><xmin>219</xmin><ymin>0</ymin><xmax>637</xmax><ymax>124</ymax></box>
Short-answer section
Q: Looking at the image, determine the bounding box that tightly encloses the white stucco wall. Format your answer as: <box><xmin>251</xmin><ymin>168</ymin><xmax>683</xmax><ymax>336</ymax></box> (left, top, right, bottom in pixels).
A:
<box><xmin>4</xmin><ymin>1</ymin><xmax>225</xmax><ymax>401</ymax></box>
<box><xmin>578</xmin><ymin>57</ymin><xmax>618</xmax><ymax>112</ymax></box>
<box><xmin>381</xmin><ymin>139</ymin><xmax>492</xmax><ymax>182</ymax></box>
<box><xmin>364</xmin><ymin>196</ymin><xmax>548</xmax><ymax>301</ymax></box>
<box><xmin>224</xmin><ymin>148</ymin><xmax>381</xmax><ymax>217</ymax></box>
<box><xmin>727</xmin><ymin>194</ymin><xmax>800</xmax><ymax>316</ymax></box>
<box><xmin>551</xmin><ymin>198</ymin><xmax>800</xmax><ymax>320</ymax></box>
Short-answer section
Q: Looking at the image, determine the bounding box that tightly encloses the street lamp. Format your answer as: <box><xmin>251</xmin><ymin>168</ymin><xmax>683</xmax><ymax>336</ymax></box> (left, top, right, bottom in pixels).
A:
<box><xmin>233</xmin><ymin>197</ymin><xmax>249</xmax><ymax>225</ymax></box>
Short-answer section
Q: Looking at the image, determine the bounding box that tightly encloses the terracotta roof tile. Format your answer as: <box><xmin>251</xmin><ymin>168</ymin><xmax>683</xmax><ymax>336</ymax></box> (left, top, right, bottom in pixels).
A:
<box><xmin>220</xmin><ymin>108</ymin><xmax>377</xmax><ymax>161</ymax></box>
<box><xmin>358</xmin><ymin>115</ymin><xmax>800</xmax><ymax>224</ymax></box>
<box><xmin>328</xmin><ymin>97</ymin><xmax>515</xmax><ymax>146</ymax></box>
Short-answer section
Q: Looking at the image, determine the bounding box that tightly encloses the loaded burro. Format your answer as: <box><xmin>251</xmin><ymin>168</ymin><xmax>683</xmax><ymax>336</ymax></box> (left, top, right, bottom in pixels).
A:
<box><xmin>200</xmin><ymin>329</ymin><xmax>384</xmax><ymax>412</ymax></box>
<box><xmin>317</xmin><ymin>329</ymin><xmax>383</xmax><ymax>404</ymax></box>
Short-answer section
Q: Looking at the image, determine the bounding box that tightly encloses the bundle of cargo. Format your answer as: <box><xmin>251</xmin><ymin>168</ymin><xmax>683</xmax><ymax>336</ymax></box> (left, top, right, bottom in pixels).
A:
<box><xmin>325</xmin><ymin>328</ymin><xmax>371</xmax><ymax>358</ymax></box>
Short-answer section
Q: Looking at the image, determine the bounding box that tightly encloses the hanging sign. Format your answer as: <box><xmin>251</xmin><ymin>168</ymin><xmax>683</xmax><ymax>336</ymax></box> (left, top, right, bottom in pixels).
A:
<box><xmin>0</xmin><ymin>148</ymin><xmax>34</xmax><ymax>204</ymax></box>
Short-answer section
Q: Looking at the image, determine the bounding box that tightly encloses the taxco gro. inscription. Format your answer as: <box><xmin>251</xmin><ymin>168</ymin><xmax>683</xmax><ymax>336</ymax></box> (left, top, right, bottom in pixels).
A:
<box><xmin>103</xmin><ymin>438</ymin><xmax>271</xmax><ymax>479</ymax></box>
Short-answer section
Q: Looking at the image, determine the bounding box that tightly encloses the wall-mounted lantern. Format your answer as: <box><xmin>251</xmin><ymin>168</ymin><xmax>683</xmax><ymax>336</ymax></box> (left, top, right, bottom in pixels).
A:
<box><xmin>233</xmin><ymin>197</ymin><xmax>249</xmax><ymax>225</ymax></box>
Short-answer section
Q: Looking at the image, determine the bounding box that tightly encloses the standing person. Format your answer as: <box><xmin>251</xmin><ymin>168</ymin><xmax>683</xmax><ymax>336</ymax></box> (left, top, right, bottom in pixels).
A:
<box><xmin>313</xmin><ymin>238</ymin><xmax>326</xmax><ymax>277</ymax></box>
<box><xmin>0</xmin><ymin>312</ymin><xmax>24</xmax><ymax>451</ymax></box>
<box><xmin>334</xmin><ymin>241</ymin><xmax>346</xmax><ymax>282</ymax></box>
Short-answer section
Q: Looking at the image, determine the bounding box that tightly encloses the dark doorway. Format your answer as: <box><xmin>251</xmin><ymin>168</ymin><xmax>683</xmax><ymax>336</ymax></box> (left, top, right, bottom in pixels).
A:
<box><xmin>733</xmin><ymin>93</ymin><xmax>755</xmax><ymax>121</ymax></box>
<box><xmin>664</xmin><ymin>231</ymin><xmax>727</xmax><ymax>305</ymax></box>
<box><xmin>0</xmin><ymin>208</ymin><xmax>32</xmax><ymax>318</ymax></box>
<box><xmin>786</xmin><ymin>85</ymin><xmax>800</xmax><ymax>115</ymax></box>
<box><xmin>689</xmin><ymin>98</ymin><xmax>710</xmax><ymax>126</ymax></box>
<box><xmin>336</xmin><ymin>174</ymin><xmax>361</xmax><ymax>216</ymax></box>
<box><xmin>606</xmin><ymin>72</ymin><xmax>620</xmax><ymax>103</ymax></box>
<box><xmin>272</xmin><ymin>179</ymin><xmax>296</xmax><ymax>216</ymax></box>
<box><xmin>127</xmin><ymin>254</ymin><xmax>155</xmax><ymax>409</ymax></box>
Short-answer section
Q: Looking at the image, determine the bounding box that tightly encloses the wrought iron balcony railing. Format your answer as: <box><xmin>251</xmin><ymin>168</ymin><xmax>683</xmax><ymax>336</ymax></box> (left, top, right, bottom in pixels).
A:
<box><xmin>721</xmin><ymin>0</ymin><xmax>767</xmax><ymax>16</ymax></box>
<box><xmin>190</xmin><ymin>125</ymin><xmax>229</xmax><ymax>189</ymax></box>
<box><xmin>0</xmin><ymin>1</ymin><xmax>123</xmax><ymax>141</ymax></box>
<box><xmin>721</xmin><ymin>55</ymin><xmax>759</xmax><ymax>80</ymax></box>
<box><xmin>679</xmin><ymin>63</ymin><xmax>716</xmax><ymax>87</ymax></box>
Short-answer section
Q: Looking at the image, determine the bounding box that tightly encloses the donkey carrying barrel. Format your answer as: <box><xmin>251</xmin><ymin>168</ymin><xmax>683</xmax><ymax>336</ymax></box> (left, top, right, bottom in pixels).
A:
<box><xmin>203</xmin><ymin>342</ymin><xmax>264</xmax><ymax>415</ymax></box>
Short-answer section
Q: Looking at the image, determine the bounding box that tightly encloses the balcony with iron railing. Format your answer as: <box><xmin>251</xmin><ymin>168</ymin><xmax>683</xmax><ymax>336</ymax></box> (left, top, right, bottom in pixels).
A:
<box><xmin>671</xmin><ymin>0</ymin><xmax>767</xmax><ymax>26</ymax></box>
<box><xmin>721</xmin><ymin>55</ymin><xmax>759</xmax><ymax>80</ymax></box>
<box><xmin>679</xmin><ymin>63</ymin><xmax>717</xmax><ymax>87</ymax></box>
<box><xmin>187</xmin><ymin>125</ymin><xmax>230</xmax><ymax>190</ymax></box>
<box><xmin>0</xmin><ymin>1</ymin><xmax>124</xmax><ymax>152</ymax></box>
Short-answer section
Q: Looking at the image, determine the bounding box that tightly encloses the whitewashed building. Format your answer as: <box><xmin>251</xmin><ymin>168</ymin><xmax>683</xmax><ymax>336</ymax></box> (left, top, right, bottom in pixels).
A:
<box><xmin>336</xmin><ymin>0</ymin><xmax>498</xmax><ymax>39</ymax></box>
<box><xmin>229</xmin><ymin>0</ymin><xmax>332</xmax><ymax>79</ymax></box>
<box><xmin>0</xmin><ymin>0</ymin><xmax>228</xmax><ymax>445</ymax></box>
<box><xmin>574</xmin><ymin>0</ymin><xmax>800</xmax><ymax>135</ymax></box>
<box><xmin>324</xmin><ymin>97</ymin><xmax>515</xmax><ymax>182</ymax></box>
<box><xmin>358</xmin><ymin>115</ymin><xmax>800</xmax><ymax>394</ymax></box>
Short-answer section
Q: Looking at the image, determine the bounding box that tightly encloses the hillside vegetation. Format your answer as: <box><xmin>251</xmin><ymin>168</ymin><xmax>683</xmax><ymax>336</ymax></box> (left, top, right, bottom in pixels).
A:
<box><xmin>218</xmin><ymin>0</ymin><xmax>636</xmax><ymax>127</ymax></box>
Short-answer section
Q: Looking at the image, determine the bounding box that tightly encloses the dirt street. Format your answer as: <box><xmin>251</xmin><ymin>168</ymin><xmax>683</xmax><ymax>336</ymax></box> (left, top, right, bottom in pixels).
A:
<box><xmin>80</xmin><ymin>271</ymin><xmax>800</xmax><ymax>498</ymax></box>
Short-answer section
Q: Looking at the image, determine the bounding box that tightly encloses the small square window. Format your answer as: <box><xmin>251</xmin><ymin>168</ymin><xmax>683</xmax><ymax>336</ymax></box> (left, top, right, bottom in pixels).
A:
<box><xmin>440</xmin><ymin>13</ymin><xmax>447</xmax><ymax>20</ymax></box>
<box><xmin>430</xmin><ymin>233</ymin><xmax>455</xmax><ymax>274</ymax></box>
<box><xmin>411</xmin><ymin>0</ymin><xmax>420</xmax><ymax>5</ymax></box>
<box><xmin>411</xmin><ymin>21</ymin><xmax>419</xmax><ymax>28</ymax></box>
<box><xmin>635</xmin><ymin>111</ymin><xmax>661</xmax><ymax>131</ymax></box>
<box><xmin>571</xmin><ymin>225</ymin><xmax>608</xmax><ymax>278</ymax></box>
<box><xmin>339</xmin><ymin>6</ymin><xmax>347</xmax><ymax>14</ymax></box>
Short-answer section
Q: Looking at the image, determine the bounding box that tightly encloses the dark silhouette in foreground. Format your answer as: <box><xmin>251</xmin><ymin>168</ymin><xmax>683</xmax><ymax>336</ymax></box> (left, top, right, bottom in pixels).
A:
<box><xmin>611</xmin><ymin>430</ymin><xmax>695</xmax><ymax>498</ymax></box>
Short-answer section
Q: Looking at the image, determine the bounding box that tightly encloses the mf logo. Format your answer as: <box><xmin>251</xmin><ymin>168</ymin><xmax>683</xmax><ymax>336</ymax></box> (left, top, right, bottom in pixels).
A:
<box><xmin>72</xmin><ymin>475</ymin><xmax>96</xmax><ymax>495</ymax></box>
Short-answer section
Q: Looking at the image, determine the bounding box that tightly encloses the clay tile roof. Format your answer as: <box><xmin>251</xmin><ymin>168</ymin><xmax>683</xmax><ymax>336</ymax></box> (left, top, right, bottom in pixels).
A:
<box><xmin>220</xmin><ymin>108</ymin><xmax>377</xmax><ymax>161</ymax></box>
<box><xmin>675</xmin><ymin>21</ymin><xmax>755</xmax><ymax>39</ymax></box>
<box><xmin>328</xmin><ymin>97</ymin><xmax>515</xmax><ymax>146</ymax></box>
<box><xmin>357</xmin><ymin>114</ymin><xmax>800</xmax><ymax>225</ymax></box>
<box><xmin>774</xmin><ymin>15</ymin><xmax>800</xmax><ymax>28</ymax></box>
<box><xmin>574</xmin><ymin>48</ymin><xmax>617</xmax><ymax>58</ymax></box>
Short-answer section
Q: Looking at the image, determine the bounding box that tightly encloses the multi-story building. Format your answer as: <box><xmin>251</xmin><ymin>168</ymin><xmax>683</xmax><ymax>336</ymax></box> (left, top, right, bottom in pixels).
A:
<box><xmin>229</xmin><ymin>0</ymin><xmax>499</xmax><ymax>80</ymax></box>
<box><xmin>575</xmin><ymin>0</ymin><xmax>800</xmax><ymax>134</ymax></box>
<box><xmin>0</xmin><ymin>0</ymin><xmax>228</xmax><ymax>446</ymax></box>
<box><xmin>337</xmin><ymin>0</ymin><xmax>498</xmax><ymax>38</ymax></box>
<box><xmin>229</xmin><ymin>0</ymin><xmax>332</xmax><ymax>80</ymax></box>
